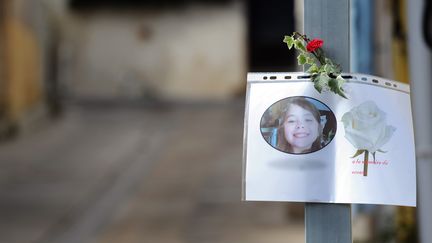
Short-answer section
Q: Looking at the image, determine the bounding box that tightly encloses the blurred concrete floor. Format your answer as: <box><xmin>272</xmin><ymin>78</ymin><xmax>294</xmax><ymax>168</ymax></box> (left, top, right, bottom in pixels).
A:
<box><xmin>0</xmin><ymin>101</ymin><xmax>304</xmax><ymax>243</ymax></box>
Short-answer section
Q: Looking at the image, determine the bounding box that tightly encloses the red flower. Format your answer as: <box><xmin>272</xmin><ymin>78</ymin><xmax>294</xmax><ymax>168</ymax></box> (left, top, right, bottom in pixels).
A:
<box><xmin>306</xmin><ymin>39</ymin><xmax>324</xmax><ymax>52</ymax></box>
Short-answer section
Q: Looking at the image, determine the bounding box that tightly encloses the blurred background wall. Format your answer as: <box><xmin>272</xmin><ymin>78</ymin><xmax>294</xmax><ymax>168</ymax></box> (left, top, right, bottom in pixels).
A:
<box><xmin>62</xmin><ymin>1</ymin><xmax>246</xmax><ymax>101</ymax></box>
<box><xmin>0</xmin><ymin>0</ymin><xmax>299</xmax><ymax>136</ymax></box>
<box><xmin>0</xmin><ymin>0</ymin><xmax>250</xmax><ymax>137</ymax></box>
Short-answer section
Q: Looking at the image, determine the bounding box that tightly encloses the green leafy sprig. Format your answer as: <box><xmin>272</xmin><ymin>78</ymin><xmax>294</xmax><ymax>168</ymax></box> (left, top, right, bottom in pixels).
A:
<box><xmin>283</xmin><ymin>32</ymin><xmax>347</xmax><ymax>98</ymax></box>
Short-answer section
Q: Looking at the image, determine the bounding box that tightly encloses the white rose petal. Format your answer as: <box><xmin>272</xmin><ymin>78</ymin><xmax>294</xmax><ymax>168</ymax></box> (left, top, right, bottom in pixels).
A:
<box><xmin>374</xmin><ymin>125</ymin><xmax>396</xmax><ymax>151</ymax></box>
<box><xmin>342</xmin><ymin>101</ymin><xmax>395</xmax><ymax>153</ymax></box>
<box><xmin>349</xmin><ymin>101</ymin><xmax>386</xmax><ymax>130</ymax></box>
<box><xmin>343</xmin><ymin>127</ymin><xmax>375</xmax><ymax>151</ymax></box>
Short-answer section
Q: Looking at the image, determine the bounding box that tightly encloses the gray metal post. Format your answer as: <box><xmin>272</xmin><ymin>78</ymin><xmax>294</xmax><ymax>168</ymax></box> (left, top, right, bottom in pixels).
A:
<box><xmin>406</xmin><ymin>1</ymin><xmax>432</xmax><ymax>243</ymax></box>
<box><xmin>304</xmin><ymin>0</ymin><xmax>352</xmax><ymax>242</ymax></box>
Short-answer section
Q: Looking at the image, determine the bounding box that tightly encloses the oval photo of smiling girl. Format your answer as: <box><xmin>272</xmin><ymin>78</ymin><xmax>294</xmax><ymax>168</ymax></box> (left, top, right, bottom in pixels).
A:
<box><xmin>260</xmin><ymin>96</ymin><xmax>337</xmax><ymax>154</ymax></box>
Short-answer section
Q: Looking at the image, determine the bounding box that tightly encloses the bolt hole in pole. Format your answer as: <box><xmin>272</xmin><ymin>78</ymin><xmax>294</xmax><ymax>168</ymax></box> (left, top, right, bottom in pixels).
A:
<box><xmin>304</xmin><ymin>0</ymin><xmax>352</xmax><ymax>242</ymax></box>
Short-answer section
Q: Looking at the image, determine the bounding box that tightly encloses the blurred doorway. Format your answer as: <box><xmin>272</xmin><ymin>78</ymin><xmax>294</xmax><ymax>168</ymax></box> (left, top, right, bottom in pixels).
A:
<box><xmin>248</xmin><ymin>0</ymin><xmax>296</xmax><ymax>71</ymax></box>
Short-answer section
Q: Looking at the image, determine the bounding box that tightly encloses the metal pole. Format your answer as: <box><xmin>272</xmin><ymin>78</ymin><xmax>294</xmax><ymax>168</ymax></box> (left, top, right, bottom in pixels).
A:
<box><xmin>304</xmin><ymin>0</ymin><xmax>352</xmax><ymax>242</ymax></box>
<box><xmin>406</xmin><ymin>1</ymin><xmax>432</xmax><ymax>242</ymax></box>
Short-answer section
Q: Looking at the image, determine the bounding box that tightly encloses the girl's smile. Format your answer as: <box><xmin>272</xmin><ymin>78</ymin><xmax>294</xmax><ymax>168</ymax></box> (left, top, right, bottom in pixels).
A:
<box><xmin>292</xmin><ymin>132</ymin><xmax>309</xmax><ymax>138</ymax></box>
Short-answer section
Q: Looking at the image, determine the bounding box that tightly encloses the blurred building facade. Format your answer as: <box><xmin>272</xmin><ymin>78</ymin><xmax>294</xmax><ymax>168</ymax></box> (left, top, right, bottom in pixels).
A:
<box><xmin>0</xmin><ymin>0</ymin><xmax>247</xmax><ymax>138</ymax></box>
<box><xmin>62</xmin><ymin>0</ymin><xmax>246</xmax><ymax>101</ymax></box>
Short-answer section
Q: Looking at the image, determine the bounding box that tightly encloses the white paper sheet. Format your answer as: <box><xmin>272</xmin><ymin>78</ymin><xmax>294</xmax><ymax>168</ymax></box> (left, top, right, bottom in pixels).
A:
<box><xmin>242</xmin><ymin>72</ymin><xmax>416</xmax><ymax>206</ymax></box>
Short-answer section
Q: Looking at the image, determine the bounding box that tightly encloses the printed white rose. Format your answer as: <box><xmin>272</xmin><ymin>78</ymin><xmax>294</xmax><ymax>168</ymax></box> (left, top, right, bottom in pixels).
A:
<box><xmin>341</xmin><ymin>101</ymin><xmax>396</xmax><ymax>153</ymax></box>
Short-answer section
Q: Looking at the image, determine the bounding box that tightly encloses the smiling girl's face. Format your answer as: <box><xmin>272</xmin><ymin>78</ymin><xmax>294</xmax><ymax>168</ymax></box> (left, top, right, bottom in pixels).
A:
<box><xmin>283</xmin><ymin>104</ymin><xmax>320</xmax><ymax>153</ymax></box>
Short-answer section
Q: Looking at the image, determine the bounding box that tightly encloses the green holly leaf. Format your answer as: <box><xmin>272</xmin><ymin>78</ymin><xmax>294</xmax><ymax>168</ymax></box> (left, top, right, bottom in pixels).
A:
<box><xmin>283</xmin><ymin>36</ymin><xmax>295</xmax><ymax>49</ymax></box>
<box><xmin>294</xmin><ymin>39</ymin><xmax>307</xmax><ymax>52</ymax></box>
<box><xmin>328</xmin><ymin>79</ymin><xmax>337</xmax><ymax>91</ymax></box>
<box><xmin>325</xmin><ymin>58</ymin><xmax>334</xmax><ymax>65</ymax></box>
<box><xmin>297</xmin><ymin>53</ymin><xmax>307</xmax><ymax>65</ymax></box>
<box><xmin>336</xmin><ymin>74</ymin><xmax>345</xmax><ymax>82</ymax></box>
<box><xmin>328</xmin><ymin>75</ymin><xmax>347</xmax><ymax>98</ymax></box>
<box><xmin>323</xmin><ymin>64</ymin><xmax>332</xmax><ymax>73</ymax></box>
<box><xmin>306</xmin><ymin>56</ymin><xmax>315</xmax><ymax>65</ymax></box>
<box><xmin>313</xmin><ymin>73</ymin><xmax>329</xmax><ymax>93</ymax></box>
<box><xmin>325</xmin><ymin>64</ymin><xmax>341</xmax><ymax>74</ymax></box>
<box><xmin>317</xmin><ymin>64</ymin><xmax>326</xmax><ymax>74</ymax></box>
<box><xmin>334</xmin><ymin>64</ymin><xmax>342</xmax><ymax>73</ymax></box>
<box><xmin>307</xmin><ymin>64</ymin><xmax>319</xmax><ymax>74</ymax></box>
